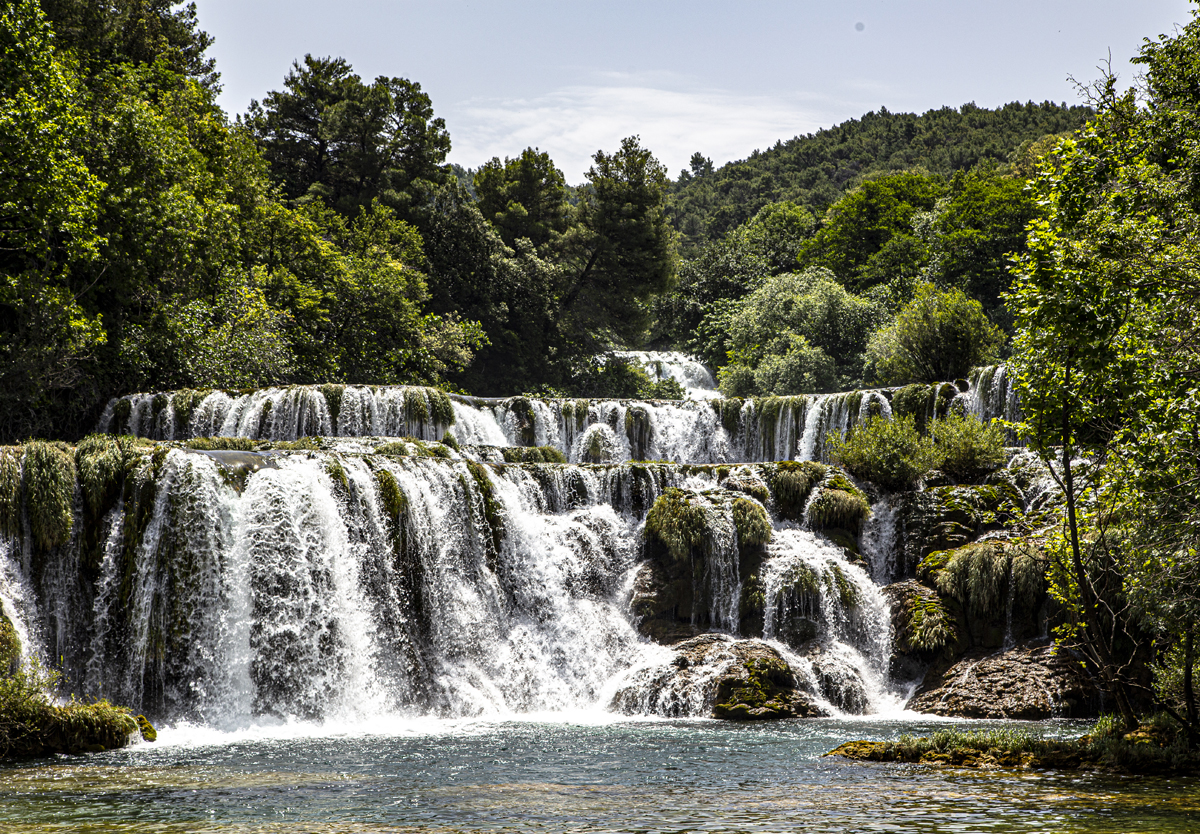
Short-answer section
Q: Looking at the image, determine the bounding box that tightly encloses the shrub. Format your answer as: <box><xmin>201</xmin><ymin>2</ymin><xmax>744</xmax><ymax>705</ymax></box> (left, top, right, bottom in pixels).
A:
<box><xmin>731</xmin><ymin>496</ymin><xmax>772</xmax><ymax>547</ymax></box>
<box><xmin>827</xmin><ymin>414</ymin><xmax>938</xmax><ymax>491</ymax></box>
<box><xmin>930</xmin><ymin>413</ymin><xmax>1006</xmax><ymax>482</ymax></box>
<box><xmin>865</xmin><ymin>282</ymin><xmax>1004</xmax><ymax>384</ymax></box>
<box><xmin>718</xmin><ymin>363</ymin><xmax>758</xmax><ymax>398</ymax></box>
<box><xmin>184</xmin><ymin>436</ymin><xmax>254</xmax><ymax>451</ymax></box>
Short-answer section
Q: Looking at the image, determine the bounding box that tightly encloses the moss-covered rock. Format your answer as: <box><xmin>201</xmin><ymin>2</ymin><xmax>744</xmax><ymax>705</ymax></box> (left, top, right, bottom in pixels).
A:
<box><xmin>764</xmin><ymin>460</ymin><xmax>826</xmax><ymax>521</ymax></box>
<box><xmin>808</xmin><ymin>488</ymin><xmax>870</xmax><ymax>537</ymax></box>
<box><xmin>501</xmin><ymin>446</ymin><xmax>567</xmax><ymax>464</ymax></box>
<box><xmin>0</xmin><ymin>448</ymin><xmax>23</xmax><ymax>540</ymax></box>
<box><xmin>624</xmin><ymin>406</ymin><xmax>653</xmax><ymax>461</ymax></box>
<box><xmin>23</xmin><ymin>441</ymin><xmax>76</xmax><ymax>552</ymax></box>
<box><xmin>0</xmin><ymin>612</ymin><xmax>20</xmax><ymax>676</ymax></box>
<box><xmin>608</xmin><ymin>635</ymin><xmax>823</xmax><ymax>720</ymax></box>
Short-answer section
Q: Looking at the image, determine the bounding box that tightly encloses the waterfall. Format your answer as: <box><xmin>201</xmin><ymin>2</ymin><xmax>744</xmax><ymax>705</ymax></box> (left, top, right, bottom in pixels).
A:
<box><xmin>611</xmin><ymin>350</ymin><xmax>720</xmax><ymax>400</ymax></box>
<box><xmin>7</xmin><ymin>373</ymin><xmax>980</xmax><ymax>726</ymax></box>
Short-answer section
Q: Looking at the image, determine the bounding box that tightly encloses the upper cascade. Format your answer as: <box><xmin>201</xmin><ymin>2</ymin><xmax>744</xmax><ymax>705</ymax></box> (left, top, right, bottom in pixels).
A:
<box><xmin>611</xmin><ymin>350</ymin><xmax>721</xmax><ymax>400</ymax></box>
<box><xmin>98</xmin><ymin>366</ymin><xmax>1020</xmax><ymax>466</ymax></box>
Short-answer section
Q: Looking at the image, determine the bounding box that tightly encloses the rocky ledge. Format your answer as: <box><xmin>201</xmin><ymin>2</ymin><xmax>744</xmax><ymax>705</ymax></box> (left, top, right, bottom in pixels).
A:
<box><xmin>907</xmin><ymin>639</ymin><xmax>1099</xmax><ymax>719</ymax></box>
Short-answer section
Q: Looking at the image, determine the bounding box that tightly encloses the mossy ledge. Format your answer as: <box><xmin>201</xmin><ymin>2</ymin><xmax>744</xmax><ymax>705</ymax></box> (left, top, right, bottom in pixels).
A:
<box><xmin>827</xmin><ymin>720</ymin><xmax>1200</xmax><ymax>775</ymax></box>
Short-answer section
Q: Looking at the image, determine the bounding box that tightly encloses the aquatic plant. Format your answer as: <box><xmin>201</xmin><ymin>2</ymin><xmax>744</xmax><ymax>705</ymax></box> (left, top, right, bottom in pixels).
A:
<box><xmin>901</xmin><ymin>593</ymin><xmax>956</xmax><ymax>652</ymax></box>
<box><xmin>766</xmin><ymin>461</ymin><xmax>826</xmax><ymax>521</ymax></box>
<box><xmin>731</xmin><ymin>496</ymin><xmax>772</xmax><ymax>547</ymax></box>
<box><xmin>644</xmin><ymin>488</ymin><xmax>710</xmax><ymax>561</ymax></box>
<box><xmin>23</xmin><ymin>441</ymin><xmax>76</xmax><ymax>551</ymax></box>
<box><xmin>0</xmin><ymin>449</ymin><xmax>21</xmax><ymax>540</ymax></box>
<box><xmin>184</xmin><ymin>437</ymin><xmax>255</xmax><ymax>451</ymax></box>
<box><xmin>808</xmin><ymin>488</ymin><xmax>870</xmax><ymax>536</ymax></box>
<box><xmin>428</xmin><ymin>389</ymin><xmax>456</xmax><ymax>427</ymax></box>
<box><xmin>171</xmin><ymin>389</ymin><xmax>212</xmax><ymax>431</ymax></box>
<box><xmin>465</xmin><ymin>460</ymin><xmax>505</xmax><ymax>559</ymax></box>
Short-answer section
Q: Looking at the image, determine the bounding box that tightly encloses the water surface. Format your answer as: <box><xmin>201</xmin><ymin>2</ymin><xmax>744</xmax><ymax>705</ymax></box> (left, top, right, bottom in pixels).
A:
<box><xmin>3</xmin><ymin>717</ymin><xmax>1196</xmax><ymax>833</ymax></box>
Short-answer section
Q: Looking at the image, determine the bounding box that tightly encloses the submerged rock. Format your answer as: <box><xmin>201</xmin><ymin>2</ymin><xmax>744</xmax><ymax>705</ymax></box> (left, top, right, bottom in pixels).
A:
<box><xmin>908</xmin><ymin>639</ymin><xmax>1099</xmax><ymax>719</ymax></box>
<box><xmin>609</xmin><ymin>634</ymin><xmax>825</xmax><ymax>720</ymax></box>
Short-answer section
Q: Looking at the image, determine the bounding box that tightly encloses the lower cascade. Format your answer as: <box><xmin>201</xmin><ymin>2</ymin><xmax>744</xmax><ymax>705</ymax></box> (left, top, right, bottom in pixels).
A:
<box><xmin>0</xmin><ymin>438</ymin><xmax>926</xmax><ymax>728</ymax></box>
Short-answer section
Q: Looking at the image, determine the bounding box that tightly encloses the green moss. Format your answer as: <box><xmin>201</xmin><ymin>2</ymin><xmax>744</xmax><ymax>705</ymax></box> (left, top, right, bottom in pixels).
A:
<box><xmin>902</xmin><ymin>593</ymin><xmax>956</xmax><ymax>652</ymax></box>
<box><xmin>624</xmin><ymin>406</ymin><xmax>652</xmax><ymax>461</ymax></box>
<box><xmin>717</xmin><ymin>398</ymin><xmax>744</xmax><ymax>435</ymax></box>
<box><xmin>325</xmin><ymin>459</ymin><xmax>350</xmax><ymax>493</ymax></box>
<box><xmin>184</xmin><ymin>436</ymin><xmax>254</xmax><ymax>451</ymax></box>
<box><xmin>644</xmin><ymin>488</ymin><xmax>711</xmax><ymax>562</ymax></box>
<box><xmin>824</xmin><ymin>564</ymin><xmax>859</xmax><ymax>608</ymax></box>
<box><xmin>374</xmin><ymin>469</ymin><xmax>408</xmax><ymax>518</ymax></box>
<box><xmin>257</xmin><ymin>398</ymin><xmax>273</xmax><ymax>437</ymax></box>
<box><xmin>23</xmin><ymin>441</ymin><xmax>76</xmax><ymax>552</ymax></box>
<box><xmin>508</xmin><ymin>397</ymin><xmax>538</xmax><ymax>446</ymax></box>
<box><xmin>713</xmin><ymin>656</ymin><xmax>798</xmax><ymax>720</ymax></box>
<box><xmin>402</xmin><ymin>389</ymin><xmax>429</xmax><ymax>425</ymax></box>
<box><xmin>150</xmin><ymin>393</ymin><xmax>169</xmax><ymax>423</ymax></box>
<box><xmin>465</xmin><ymin>460</ymin><xmax>505</xmax><ymax>559</ymax></box>
<box><xmin>440</xmin><ymin>431</ymin><xmax>459</xmax><ymax>450</ymax></box>
<box><xmin>501</xmin><ymin>446</ymin><xmax>567</xmax><ymax>464</ymax></box>
<box><xmin>170</xmin><ymin>389</ymin><xmax>211</xmax><ymax>431</ymax></box>
<box><xmin>892</xmin><ymin>383</ymin><xmax>933</xmax><ymax>434</ymax></box>
<box><xmin>375</xmin><ymin>441</ymin><xmax>411</xmax><ymax>457</ymax></box>
<box><xmin>808</xmin><ymin>488</ymin><xmax>871</xmax><ymax>536</ymax></box>
<box><xmin>319</xmin><ymin>384</ymin><xmax>345</xmax><ymax>427</ymax></box>
<box><xmin>0</xmin><ymin>612</ymin><xmax>20</xmax><ymax>675</ymax></box>
<box><xmin>0</xmin><ymin>449</ymin><xmax>22</xmax><ymax>540</ymax></box>
<box><xmin>723</xmin><ymin>473</ymin><xmax>771</xmax><ymax>504</ymax></box>
<box><xmin>135</xmin><ymin>714</ymin><xmax>157</xmax><ymax>742</ymax></box>
<box><xmin>428</xmin><ymin>389</ymin><xmax>456</xmax><ymax>427</ymax></box>
<box><xmin>732</xmin><ymin>497</ymin><xmax>772</xmax><ymax>548</ymax></box>
<box><xmin>766</xmin><ymin>461</ymin><xmax>827</xmax><ymax>521</ymax></box>
<box><xmin>110</xmin><ymin>398</ymin><xmax>132</xmax><ymax>433</ymax></box>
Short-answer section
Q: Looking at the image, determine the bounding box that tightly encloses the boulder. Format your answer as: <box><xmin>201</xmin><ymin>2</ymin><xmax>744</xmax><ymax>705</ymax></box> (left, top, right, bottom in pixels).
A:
<box><xmin>609</xmin><ymin>634</ymin><xmax>825</xmax><ymax>720</ymax></box>
<box><xmin>908</xmin><ymin>639</ymin><xmax>1099</xmax><ymax>719</ymax></box>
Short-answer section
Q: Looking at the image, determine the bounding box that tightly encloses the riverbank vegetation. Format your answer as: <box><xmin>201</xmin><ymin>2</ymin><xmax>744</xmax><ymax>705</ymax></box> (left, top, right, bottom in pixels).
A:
<box><xmin>829</xmin><ymin>714</ymin><xmax>1200</xmax><ymax>775</ymax></box>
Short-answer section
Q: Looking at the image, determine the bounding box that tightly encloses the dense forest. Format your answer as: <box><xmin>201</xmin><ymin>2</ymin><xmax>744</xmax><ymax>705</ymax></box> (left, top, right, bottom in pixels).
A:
<box><xmin>0</xmin><ymin>0</ymin><xmax>1086</xmax><ymax>441</ymax></box>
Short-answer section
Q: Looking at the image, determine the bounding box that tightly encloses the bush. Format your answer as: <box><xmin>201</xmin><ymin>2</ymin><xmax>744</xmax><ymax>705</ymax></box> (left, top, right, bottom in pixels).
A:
<box><xmin>751</xmin><ymin>334</ymin><xmax>837</xmax><ymax>395</ymax></box>
<box><xmin>718</xmin><ymin>363</ymin><xmax>758</xmax><ymax>398</ymax></box>
<box><xmin>827</xmin><ymin>414</ymin><xmax>938</xmax><ymax>491</ymax></box>
<box><xmin>22</xmin><ymin>441</ymin><xmax>76</xmax><ymax>551</ymax></box>
<box><xmin>865</xmin><ymin>282</ymin><xmax>1004</xmax><ymax>384</ymax></box>
<box><xmin>929</xmin><ymin>413</ymin><xmax>1006</xmax><ymax>481</ymax></box>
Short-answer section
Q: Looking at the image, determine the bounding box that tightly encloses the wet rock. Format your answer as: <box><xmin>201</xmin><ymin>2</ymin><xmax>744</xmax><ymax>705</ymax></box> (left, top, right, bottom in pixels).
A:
<box><xmin>609</xmin><ymin>634</ymin><xmax>825</xmax><ymax>720</ymax></box>
<box><xmin>908</xmin><ymin>639</ymin><xmax>1099</xmax><ymax>719</ymax></box>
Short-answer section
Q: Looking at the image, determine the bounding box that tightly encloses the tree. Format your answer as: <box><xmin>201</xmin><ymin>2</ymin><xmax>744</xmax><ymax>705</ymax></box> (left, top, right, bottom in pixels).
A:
<box><xmin>0</xmin><ymin>0</ymin><xmax>105</xmax><ymax>438</ymax></box>
<box><xmin>473</xmin><ymin>148</ymin><xmax>569</xmax><ymax>249</ymax></box>
<box><xmin>558</xmin><ymin>136</ymin><xmax>677</xmax><ymax>348</ymax></box>
<box><xmin>797</xmin><ymin>171</ymin><xmax>944</xmax><ymax>292</ymax></box>
<box><xmin>865</xmin><ymin>282</ymin><xmax>1003</xmax><ymax>384</ymax></box>
<box><xmin>247</xmin><ymin>55</ymin><xmax>451</xmax><ymax>219</ymax></box>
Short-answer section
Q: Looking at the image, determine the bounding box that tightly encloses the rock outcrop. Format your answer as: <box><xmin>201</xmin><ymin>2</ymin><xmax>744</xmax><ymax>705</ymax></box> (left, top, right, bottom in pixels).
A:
<box><xmin>907</xmin><ymin>639</ymin><xmax>1099</xmax><ymax>719</ymax></box>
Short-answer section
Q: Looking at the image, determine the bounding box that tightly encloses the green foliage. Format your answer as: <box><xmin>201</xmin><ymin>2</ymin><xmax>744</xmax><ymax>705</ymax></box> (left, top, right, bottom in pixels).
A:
<box><xmin>807</xmin><ymin>488</ymin><xmax>871</xmax><ymax>536</ymax></box>
<box><xmin>474</xmin><ymin>148</ymin><xmax>569</xmax><ymax>249</ymax></box>
<box><xmin>865</xmin><ymin>282</ymin><xmax>1004</xmax><ymax>384</ymax></box>
<box><xmin>766</xmin><ymin>461</ymin><xmax>827</xmax><ymax>521</ymax></box>
<box><xmin>929</xmin><ymin>413</ymin><xmax>1007</xmax><ymax>482</ymax></box>
<box><xmin>183</xmin><ymin>437</ymin><xmax>254</xmax><ymax>451</ymax></box>
<box><xmin>22</xmin><ymin>441</ymin><xmax>75</xmax><ymax>551</ymax></box>
<box><xmin>500</xmin><ymin>446</ymin><xmax>567</xmax><ymax>464</ymax></box>
<box><xmin>828</xmin><ymin>414</ymin><xmax>938</xmax><ymax>491</ymax></box>
<box><xmin>731</xmin><ymin>496</ymin><xmax>772</xmax><ymax>547</ymax></box>
<box><xmin>0</xmin><ymin>612</ymin><xmax>19</xmax><ymax>675</ymax></box>
<box><xmin>246</xmin><ymin>54</ymin><xmax>451</xmax><ymax>219</ymax></box>
<box><xmin>891</xmin><ymin>383</ymin><xmax>933</xmax><ymax>434</ymax></box>
<box><xmin>669</xmin><ymin>101</ymin><xmax>1090</xmax><ymax>249</ymax></box>
<box><xmin>643</xmin><ymin>488</ymin><xmax>711</xmax><ymax>562</ymax></box>
<box><xmin>712</xmin><ymin>268</ymin><xmax>879</xmax><ymax>392</ymax></box>
<box><xmin>374</xmin><ymin>469</ymin><xmax>407</xmax><ymax>518</ymax></box>
<box><xmin>797</xmin><ymin>172</ymin><xmax>944</xmax><ymax>291</ymax></box>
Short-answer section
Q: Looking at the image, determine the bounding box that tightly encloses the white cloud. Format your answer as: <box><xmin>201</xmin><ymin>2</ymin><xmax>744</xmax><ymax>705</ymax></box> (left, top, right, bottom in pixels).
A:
<box><xmin>444</xmin><ymin>84</ymin><xmax>867</xmax><ymax>182</ymax></box>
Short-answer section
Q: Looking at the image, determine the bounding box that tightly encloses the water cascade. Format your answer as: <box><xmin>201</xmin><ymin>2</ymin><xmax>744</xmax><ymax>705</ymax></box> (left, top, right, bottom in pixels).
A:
<box><xmin>0</xmin><ymin>369</ymin><xmax>1033</xmax><ymax>729</ymax></box>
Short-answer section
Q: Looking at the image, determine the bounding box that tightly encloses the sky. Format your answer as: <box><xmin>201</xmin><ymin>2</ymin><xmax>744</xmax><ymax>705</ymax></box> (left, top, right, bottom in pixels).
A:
<box><xmin>195</xmin><ymin>0</ymin><xmax>1195</xmax><ymax>182</ymax></box>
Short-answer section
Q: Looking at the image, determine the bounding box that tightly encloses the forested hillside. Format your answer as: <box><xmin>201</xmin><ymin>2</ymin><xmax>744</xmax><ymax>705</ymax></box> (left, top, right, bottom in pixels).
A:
<box><xmin>0</xmin><ymin>0</ymin><xmax>1104</xmax><ymax>442</ymax></box>
<box><xmin>668</xmin><ymin>101</ymin><xmax>1092</xmax><ymax>251</ymax></box>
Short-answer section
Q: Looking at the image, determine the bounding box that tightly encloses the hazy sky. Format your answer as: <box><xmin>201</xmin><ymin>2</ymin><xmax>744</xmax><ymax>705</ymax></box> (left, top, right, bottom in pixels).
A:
<box><xmin>195</xmin><ymin>0</ymin><xmax>1194</xmax><ymax>181</ymax></box>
